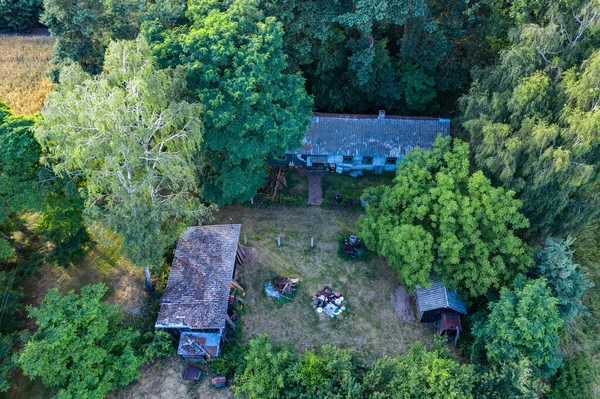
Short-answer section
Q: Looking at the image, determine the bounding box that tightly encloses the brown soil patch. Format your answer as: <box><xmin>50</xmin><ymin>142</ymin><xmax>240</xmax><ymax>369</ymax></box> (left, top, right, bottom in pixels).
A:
<box><xmin>391</xmin><ymin>286</ymin><xmax>415</xmax><ymax>324</ymax></box>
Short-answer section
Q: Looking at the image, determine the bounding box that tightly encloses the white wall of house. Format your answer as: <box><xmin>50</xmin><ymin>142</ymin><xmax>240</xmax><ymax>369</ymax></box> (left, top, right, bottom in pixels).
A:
<box><xmin>286</xmin><ymin>154</ymin><xmax>401</xmax><ymax>172</ymax></box>
<box><xmin>328</xmin><ymin>155</ymin><xmax>400</xmax><ymax>172</ymax></box>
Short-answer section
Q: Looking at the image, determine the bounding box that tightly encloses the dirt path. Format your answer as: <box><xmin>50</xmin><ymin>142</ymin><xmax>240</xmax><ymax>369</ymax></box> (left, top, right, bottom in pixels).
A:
<box><xmin>307</xmin><ymin>174</ymin><xmax>323</xmax><ymax>205</ymax></box>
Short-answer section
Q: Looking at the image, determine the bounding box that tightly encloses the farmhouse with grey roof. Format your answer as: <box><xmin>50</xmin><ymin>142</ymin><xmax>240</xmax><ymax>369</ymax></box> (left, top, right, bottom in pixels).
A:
<box><xmin>155</xmin><ymin>224</ymin><xmax>242</xmax><ymax>360</ymax></box>
<box><xmin>276</xmin><ymin>111</ymin><xmax>451</xmax><ymax>172</ymax></box>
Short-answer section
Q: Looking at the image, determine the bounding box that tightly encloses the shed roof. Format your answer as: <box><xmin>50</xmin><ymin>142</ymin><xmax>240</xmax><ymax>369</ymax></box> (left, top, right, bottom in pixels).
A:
<box><xmin>416</xmin><ymin>279</ymin><xmax>467</xmax><ymax>315</ymax></box>
<box><xmin>178</xmin><ymin>332</ymin><xmax>221</xmax><ymax>358</ymax></box>
<box><xmin>155</xmin><ymin>224</ymin><xmax>241</xmax><ymax>330</ymax></box>
<box><xmin>287</xmin><ymin>113</ymin><xmax>451</xmax><ymax>158</ymax></box>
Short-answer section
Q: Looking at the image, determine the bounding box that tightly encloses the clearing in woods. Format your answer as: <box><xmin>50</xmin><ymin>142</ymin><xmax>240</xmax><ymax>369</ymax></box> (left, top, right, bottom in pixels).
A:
<box><xmin>213</xmin><ymin>205</ymin><xmax>433</xmax><ymax>361</ymax></box>
<box><xmin>0</xmin><ymin>32</ymin><xmax>54</xmax><ymax>116</ymax></box>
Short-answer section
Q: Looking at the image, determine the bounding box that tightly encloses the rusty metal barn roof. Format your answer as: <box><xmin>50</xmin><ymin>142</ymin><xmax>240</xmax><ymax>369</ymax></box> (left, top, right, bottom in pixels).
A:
<box><xmin>416</xmin><ymin>279</ymin><xmax>467</xmax><ymax>315</ymax></box>
<box><xmin>287</xmin><ymin>113</ymin><xmax>451</xmax><ymax>157</ymax></box>
<box><xmin>155</xmin><ymin>224</ymin><xmax>241</xmax><ymax>330</ymax></box>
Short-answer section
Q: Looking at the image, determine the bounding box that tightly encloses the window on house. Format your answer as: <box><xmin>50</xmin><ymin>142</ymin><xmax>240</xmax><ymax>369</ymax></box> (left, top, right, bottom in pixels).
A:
<box><xmin>343</xmin><ymin>156</ymin><xmax>353</xmax><ymax>163</ymax></box>
<box><xmin>275</xmin><ymin>155</ymin><xmax>286</xmax><ymax>161</ymax></box>
<box><xmin>385</xmin><ymin>157</ymin><xmax>397</xmax><ymax>165</ymax></box>
<box><xmin>362</xmin><ymin>156</ymin><xmax>373</xmax><ymax>165</ymax></box>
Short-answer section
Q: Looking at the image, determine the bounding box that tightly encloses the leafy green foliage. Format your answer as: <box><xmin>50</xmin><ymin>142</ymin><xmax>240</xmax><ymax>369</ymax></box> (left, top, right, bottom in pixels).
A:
<box><xmin>472</xmin><ymin>277</ymin><xmax>564</xmax><ymax>378</ymax></box>
<box><xmin>0</xmin><ymin>334</ymin><xmax>15</xmax><ymax>393</ymax></box>
<box><xmin>232</xmin><ymin>335</ymin><xmax>474</xmax><ymax>398</ymax></box>
<box><xmin>535</xmin><ymin>236</ymin><xmax>593</xmax><ymax>322</ymax></box>
<box><xmin>459</xmin><ymin>1</ymin><xmax>600</xmax><ymax>239</ymax></box>
<box><xmin>475</xmin><ymin>359</ymin><xmax>548</xmax><ymax>399</ymax></box>
<box><xmin>232</xmin><ymin>334</ymin><xmax>295</xmax><ymax>399</ymax></box>
<box><xmin>260</xmin><ymin>0</ymin><xmax>502</xmax><ymax>113</ymax></box>
<box><xmin>16</xmin><ymin>284</ymin><xmax>145</xmax><ymax>398</ymax></box>
<box><xmin>548</xmin><ymin>352</ymin><xmax>595</xmax><ymax>399</ymax></box>
<box><xmin>41</xmin><ymin>0</ymin><xmax>187</xmax><ymax>77</ymax></box>
<box><xmin>0</xmin><ymin>103</ymin><xmax>40</xmax><ymax>261</ymax></box>
<box><xmin>148</xmin><ymin>0</ymin><xmax>312</xmax><ymax>205</ymax></box>
<box><xmin>358</xmin><ymin>136</ymin><xmax>530</xmax><ymax>296</ymax></box>
<box><xmin>364</xmin><ymin>342</ymin><xmax>474</xmax><ymax>398</ymax></box>
<box><xmin>0</xmin><ymin>0</ymin><xmax>43</xmax><ymax>32</ymax></box>
<box><xmin>35</xmin><ymin>38</ymin><xmax>212</xmax><ymax>290</ymax></box>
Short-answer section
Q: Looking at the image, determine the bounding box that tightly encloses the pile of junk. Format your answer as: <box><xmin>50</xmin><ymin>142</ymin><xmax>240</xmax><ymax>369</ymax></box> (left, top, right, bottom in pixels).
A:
<box><xmin>315</xmin><ymin>286</ymin><xmax>346</xmax><ymax>318</ymax></box>
<box><xmin>264</xmin><ymin>276</ymin><xmax>299</xmax><ymax>300</ymax></box>
<box><xmin>343</xmin><ymin>235</ymin><xmax>365</xmax><ymax>258</ymax></box>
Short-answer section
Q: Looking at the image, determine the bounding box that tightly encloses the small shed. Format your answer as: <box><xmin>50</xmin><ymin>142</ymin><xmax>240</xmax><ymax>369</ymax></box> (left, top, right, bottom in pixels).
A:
<box><xmin>155</xmin><ymin>224</ymin><xmax>243</xmax><ymax>360</ymax></box>
<box><xmin>416</xmin><ymin>279</ymin><xmax>466</xmax><ymax>336</ymax></box>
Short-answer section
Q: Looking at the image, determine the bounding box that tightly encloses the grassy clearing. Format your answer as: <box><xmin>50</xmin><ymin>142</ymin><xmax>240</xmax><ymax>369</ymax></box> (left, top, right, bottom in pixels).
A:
<box><xmin>321</xmin><ymin>171</ymin><xmax>395</xmax><ymax>209</ymax></box>
<box><xmin>0</xmin><ymin>34</ymin><xmax>54</xmax><ymax>116</ymax></box>
<box><xmin>22</xmin><ymin>226</ymin><xmax>147</xmax><ymax>314</ymax></box>
<box><xmin>10</xmin><ymin>218</ymin><xmax>148</xmax><ymax>398</ymax></box>
<box><xmin>213</xmin><ymin>205</ymin><xmax>432</xmax><ymax>362</ymax></box>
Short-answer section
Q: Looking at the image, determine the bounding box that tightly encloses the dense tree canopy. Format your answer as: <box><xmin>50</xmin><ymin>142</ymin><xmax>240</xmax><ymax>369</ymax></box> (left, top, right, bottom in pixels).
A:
<box><xmin>35</xmin><ymin>38</ymin><xmax>211</xmax><ymax>290</ymax></box>
<box><xmin>359</xmin><ymin>136</ymin><xmax>530</xmax><ymax>296</ymax></box>
<box><xmin>232</xmin><ymin>335</ymin><xmax>473</xmax><ymax>399</ymax></box>
<box><xmin>363</xmin><ymin>342</ymin><xmax>475</xmax><ymax>398</ymax></box>
<box><xmin>0</xmin><ymin>103</ymin><xmax>40</xmax><ymax>261</ymax></box>
<box><xmin>459</xmin><ymin>0</ymin><xmax>600</xmax><ymax>239</ymax></box>
<box><xmin>41</xmin><ymin>0</ymin><xmax>186</xmax><ymax>77</ymax></box>
<box><xmin>534</xmin><ymin>236</ymin><xmax>593</xmax><ymax>322</ymax></box>
<box><xmin>260</xmin><ymin>0</ymin><xmax>501</xmax><ymax>114</ymax></box>
<box><xmin>16</xmin><ymin>284</ymin><xmax>168</xmax><ymax>398</ymax></box>
<box><xmin>0</xmin><ymin>0</ymin><xmax>43</xmax><ymax>32</ymax></box>
<box><xmin>472</xmin><ymin>277</ymin><xmax>564</xmax><ymax>378</ymax></box>
<box><xmin>148</xmin><ymin>0</ymin><xmax>312</xmax><ymax>204</ymax></box>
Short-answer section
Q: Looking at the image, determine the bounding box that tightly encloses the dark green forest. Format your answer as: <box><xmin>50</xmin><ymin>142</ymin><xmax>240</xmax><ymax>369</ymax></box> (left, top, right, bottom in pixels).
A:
<box><xmin>1</xmin><ymin>0</ymin><xmax>600</xmax><ymax>398</ymax></box>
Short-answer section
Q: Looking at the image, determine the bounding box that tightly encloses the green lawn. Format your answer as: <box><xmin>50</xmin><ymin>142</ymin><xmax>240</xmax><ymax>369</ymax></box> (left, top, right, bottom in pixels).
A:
<box><xmin>213</xmin><ymin>205</ymin><xmax>432</xmax><ymax>362</ymax></box>
<box><xmin>320</xmin><ymin>170</ymin><xmax>395</xmax><ymax>209</ymax></box>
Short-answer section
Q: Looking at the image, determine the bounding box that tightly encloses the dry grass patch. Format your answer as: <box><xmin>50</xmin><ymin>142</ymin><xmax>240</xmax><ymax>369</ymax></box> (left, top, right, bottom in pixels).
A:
<box><xmin>0</xmin><ymin>34</ymin><xmax>54</xmax><ymax>116</ymax></box>
<box><xmin>214</xmin><ymin>205</ymin><xmax>433</xmax><ymax>362</ymax></box>
<box><xmin>23</xmin><ymin>227</ymin><xmax>147</xmax><ymax>315</ymax></box>
<box><xmin>109</xmin><ymin>357</ymin><xmax>235</xmax><ymax>399</ymax></box>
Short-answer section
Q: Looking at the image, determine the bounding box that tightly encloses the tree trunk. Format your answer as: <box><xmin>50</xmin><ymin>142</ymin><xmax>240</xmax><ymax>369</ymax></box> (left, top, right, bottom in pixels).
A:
<box><xmin>145</xmin><ymin>265</ymin><xmax>154</xmax><ymax>293</ymax></box>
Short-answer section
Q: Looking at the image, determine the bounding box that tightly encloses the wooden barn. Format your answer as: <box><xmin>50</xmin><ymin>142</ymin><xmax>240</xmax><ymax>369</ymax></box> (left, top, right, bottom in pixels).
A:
<box><xmin>155</xmin><ymin>224</ymin><xmax>243</xmax><ymax>361</ymax></box>
<box><xmin>272</xmin><ymin>111</ymin><xmax>450</xmax><ymax>173</ymax></box>
<box><xmin>416</xmin><ymin>279</ymin><xmax>467</xmax><ymax>339</ymax></box>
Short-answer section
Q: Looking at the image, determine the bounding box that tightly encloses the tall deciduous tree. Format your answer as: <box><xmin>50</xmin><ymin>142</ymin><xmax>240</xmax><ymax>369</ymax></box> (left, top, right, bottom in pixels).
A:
<box><xmin>472</xmin><ymin>277</ymin><xmax>564</xmax><ymax>378</ymax></box>
<box><xmin>35</xmin><ymin>38</ymin><xmax>211</xmax><ymax>292</ymax></box>
<box><xmin>148</xmin><ymin>0</ymin><xmax>312</xmax><ymax>205</ymax></box>
<box><xmin>358</xmin><ymin>136</ymin><xmax>530</xmax><ymax>297</ymax></box>
<box><xmin>459</xmin><ymin>0</ymin><xmax>600</xmax><ymax>239</ymax></box>
<box><xmin>17</xmin><ymin>284</ymin><xmax>147</xmax><ymax>398</ymax></box>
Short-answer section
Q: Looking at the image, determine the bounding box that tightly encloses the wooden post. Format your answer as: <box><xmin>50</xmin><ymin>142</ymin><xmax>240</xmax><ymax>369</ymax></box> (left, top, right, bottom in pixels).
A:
<box><xmin>251</xmin><ymin>196</ymin><xmax>254</xmax><ymax>205</ymax></box>
<box><xmin>277</xmin><ymin>235</ymin><xmax>281</xmax><ymax>246</ymax></box>
<box><xmin>244</xmin><ymin>234</ymin><xmax>247</xmax><ymax>245</ymax></box>
<box><xmin>311</xmin><ymin>237</ymin><xmax>314</xmax><ymax>248</ymax></box>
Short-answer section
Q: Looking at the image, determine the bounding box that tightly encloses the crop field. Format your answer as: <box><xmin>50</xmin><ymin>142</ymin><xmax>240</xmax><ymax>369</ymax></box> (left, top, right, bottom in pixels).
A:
<box><xmin>0</xmin><ymin>34</ymin><xmax>54</xmax><ymax>115</ymax></box>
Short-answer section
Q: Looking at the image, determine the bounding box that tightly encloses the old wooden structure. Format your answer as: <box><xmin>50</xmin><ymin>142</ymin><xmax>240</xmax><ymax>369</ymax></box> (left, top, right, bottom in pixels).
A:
<box><xmin>155</xmin><ymin>224</ymin><xmax>244</xmax><ymax>361</ymax></box>
<box><xmin>415</xmin><ymin>279</ymin><xmax>467</xmax><ymax>340</ymax></box>
<box><xmin>272</xmin><ymin>111</ymin><xmax>450</xmax><ymax>173</ymax></box>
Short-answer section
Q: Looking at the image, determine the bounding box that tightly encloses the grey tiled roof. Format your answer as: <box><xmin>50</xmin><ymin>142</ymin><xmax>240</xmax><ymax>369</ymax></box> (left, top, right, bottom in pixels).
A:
<box><xmin>156</xmin><ymin>225</ymin><xmax>241</xmax><ymax>330</ymax></box>
<box><xmin>416</xmin><ymin>279</ymin><xmax>467</xmax><ymax>315</ymax></box>
<box><xmin>287</xmin><ymin>113</ymin><xmax>451</xmax><ymax>157</ymax></box>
